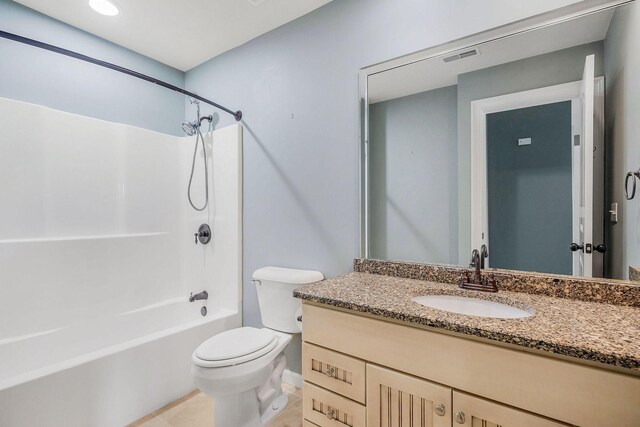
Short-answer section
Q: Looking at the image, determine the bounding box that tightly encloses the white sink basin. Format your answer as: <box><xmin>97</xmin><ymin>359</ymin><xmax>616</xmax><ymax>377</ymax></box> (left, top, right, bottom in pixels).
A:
<box><xmin>412</xmin><ymin>295</ymin><xmax>532</xmax><ymax>319</ymax></box>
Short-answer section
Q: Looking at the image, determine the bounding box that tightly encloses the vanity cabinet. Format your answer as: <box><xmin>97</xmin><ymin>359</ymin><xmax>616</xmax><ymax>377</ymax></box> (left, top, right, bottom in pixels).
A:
<box><xmin>301</xmin><ymin>303</ymin><xmax>640</xmax><ymax>426</ymax></box>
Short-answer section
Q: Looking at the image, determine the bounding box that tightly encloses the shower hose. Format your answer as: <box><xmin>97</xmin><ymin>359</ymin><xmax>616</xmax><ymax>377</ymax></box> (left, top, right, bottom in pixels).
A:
<box><xmin>187</xmin><ymin>127</ymin><xmax>209</xmax><ymax>211</ymax></box>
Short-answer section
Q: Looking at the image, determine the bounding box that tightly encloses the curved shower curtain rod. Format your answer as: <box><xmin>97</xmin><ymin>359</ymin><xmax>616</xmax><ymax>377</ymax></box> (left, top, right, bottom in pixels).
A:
<box><xmin>0</xmin><ymin>30</ymin><xmax>243</xmax><ymax>122</ymax></box>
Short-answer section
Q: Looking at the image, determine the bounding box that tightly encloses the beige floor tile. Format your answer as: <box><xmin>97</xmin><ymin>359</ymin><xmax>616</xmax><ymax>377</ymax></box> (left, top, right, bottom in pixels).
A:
<box><xmin>130</xmin><ymin>386</ymin><xmax>302</xmax><ymax>427</ymax></box>
<box><xmin>134</xmin><ymin>417</ymin><xmax>172</xmax><ymax>427</ymax></box>
<box><xmin>157</xmin><ymin>392</ymin><xmax>213</xmax><ymax>427</ymax></box>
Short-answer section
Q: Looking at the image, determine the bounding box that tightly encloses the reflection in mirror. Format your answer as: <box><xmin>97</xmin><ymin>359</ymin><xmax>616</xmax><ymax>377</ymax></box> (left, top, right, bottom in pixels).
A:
<box><xmin>363</xmin><ymin>1</ymin><xmax>640</xmax><ymax>280</ymax></box>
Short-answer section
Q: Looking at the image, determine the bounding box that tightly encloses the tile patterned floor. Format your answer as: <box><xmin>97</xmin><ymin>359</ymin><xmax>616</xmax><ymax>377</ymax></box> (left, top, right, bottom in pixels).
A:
<box><xmin>128</xmin><ymin>384</ymin><xmax>303</xmax><ymax>427</ymax></box>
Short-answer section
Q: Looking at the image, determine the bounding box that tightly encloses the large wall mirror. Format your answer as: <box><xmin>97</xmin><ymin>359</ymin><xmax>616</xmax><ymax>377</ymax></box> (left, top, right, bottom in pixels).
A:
<box><xmin>360</xmin><ymin>0</ymin><xmax>639</xmax><ymax>281</ymax></box>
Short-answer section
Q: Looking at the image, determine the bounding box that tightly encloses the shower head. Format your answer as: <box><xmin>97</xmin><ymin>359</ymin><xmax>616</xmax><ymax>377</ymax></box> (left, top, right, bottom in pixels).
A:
<box><xmin>181</xmin><ymin>121</ymin><xmax>198</xmax><ymax>136</ymax></box>
<box><xmin>182</xmin><ymin>96</ymin><xmax>202</xmax><ymax>136</ymax></box>
<box><xmin>182</xmin><ymin>115</ymin><xmax>213</xmax><ymax>136</ymax></box>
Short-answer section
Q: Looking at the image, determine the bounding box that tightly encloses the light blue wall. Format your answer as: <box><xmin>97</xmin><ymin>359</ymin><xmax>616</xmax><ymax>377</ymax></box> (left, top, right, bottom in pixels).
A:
<box><xmin>486</xmin><ymin>102</ymin><xmax>572</xmax><ymax>275</ymax></box>
<box><xmin>369</xmin><ymin>86</ymin><xmax>458</xmax><ymax>264</ymax></box>
<box><xmin>184</xmin><ymin>0</ymin><xmax>585</xmax><ymax>372</ymax></box>
<box><xmin>0</xmin><ymin>0</ymin><xmax>185</xmax><ymax>135</ymax></box>
<box><xmin>604</xmin><ymin>2</ymin><xmax>640</xmax><ymax>280</ymax></box>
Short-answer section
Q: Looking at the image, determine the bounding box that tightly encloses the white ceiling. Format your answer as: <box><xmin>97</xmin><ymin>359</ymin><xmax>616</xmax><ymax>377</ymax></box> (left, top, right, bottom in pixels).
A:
<box><xmin>368</xmin><ymin>8</ymin><xmax>614</xmax><ymax>104</ymax></box>
<box><xmin>14</xmin><ymin>0</ymin><xmax>334</xmax><ymax>71</ymax></box>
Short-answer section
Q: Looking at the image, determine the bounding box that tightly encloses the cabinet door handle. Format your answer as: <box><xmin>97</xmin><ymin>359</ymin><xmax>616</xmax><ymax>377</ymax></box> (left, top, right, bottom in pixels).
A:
<box><xmin>325</xmin><ymin>366</ymin><xmax>335</xmax><ymax>377</ymax></box>
<box><xmin>435</xmin><ymin>404</ymin><xmax>446</xmax><ymax>416</ymax></box>
<box><xmin>326</xmin><ymin>407</ymin><xmax>335</xmax><ymax>419</ymax></box>
<box><xmin>455</xmin><ymin>411</ymin><xmax>466</xmax><ymax>424</ymax></box>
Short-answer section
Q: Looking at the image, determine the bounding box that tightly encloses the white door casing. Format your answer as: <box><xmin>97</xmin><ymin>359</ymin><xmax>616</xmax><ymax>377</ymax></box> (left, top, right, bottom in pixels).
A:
<box><xmin>578</xmin><ymin>54</ymin><xmax>595</xmax><ymax>277</ymax></box>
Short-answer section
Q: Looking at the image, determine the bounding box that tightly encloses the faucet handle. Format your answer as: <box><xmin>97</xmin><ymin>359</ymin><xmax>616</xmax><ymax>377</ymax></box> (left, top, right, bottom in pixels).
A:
<box><xmin>470</xmin><ymin>249</ymin><xmax>480</xmax><ymax>267</ymax></box>
<box><xmin>485</xmin><ymin>273</ymin><xmax>498</xmax><ymax>291</ymax></box>
<box><xmin>480</xmin><ymin>244</ymin><xmax>488</xmax><ymax>257</ymax></box>
<box><xmin>458</xmin><ymin>272</ymin><xmax>469</xmax><ymax>287</ymax></box>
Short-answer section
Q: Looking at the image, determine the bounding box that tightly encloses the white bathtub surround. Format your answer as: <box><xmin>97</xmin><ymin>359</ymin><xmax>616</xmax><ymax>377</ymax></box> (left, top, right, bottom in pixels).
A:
<box><xmin>0</xmin><ymin>97</ymin><xmax>243</xmax><ymax>427</ymax></box>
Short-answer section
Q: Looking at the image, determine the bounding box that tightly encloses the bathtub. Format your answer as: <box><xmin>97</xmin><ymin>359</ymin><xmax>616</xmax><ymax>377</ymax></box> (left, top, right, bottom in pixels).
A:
<box><xmin>0</xmin><ymin>100</ymin><xmax>243</xmax><ymax>426</ymax></box>
<box><xmin>0</xmin><ymin>299</ymin><xmax>241</xmax><ymax>426</ymax></box>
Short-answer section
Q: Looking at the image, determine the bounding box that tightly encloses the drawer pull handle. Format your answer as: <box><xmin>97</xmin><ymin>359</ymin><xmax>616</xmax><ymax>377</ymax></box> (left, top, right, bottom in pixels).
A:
<box><xmin>455</xmin><ymin>411</ymin><xmax>466</xmax><ymax>424</ymax></box>
<box><xmin>435</xmin><ymin>404</ymin><xmax>446</xmax><ymax>416</ymax></box>
<box><xmin>326</xmin><ymin>407</ymin><xmax>335</xmax><ymax>419</ymax></box>
<box><xmin>325</xmin><ymin>366</ymin><xmax>335</xmax><ymax>377</ymax></box>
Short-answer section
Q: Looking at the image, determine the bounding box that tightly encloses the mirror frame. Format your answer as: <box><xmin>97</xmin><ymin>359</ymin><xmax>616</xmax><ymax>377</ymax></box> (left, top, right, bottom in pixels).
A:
<box><xmin>358</xmin><ymin>0</ymin><xmax>632</xmax><ymax>262</ymax></box>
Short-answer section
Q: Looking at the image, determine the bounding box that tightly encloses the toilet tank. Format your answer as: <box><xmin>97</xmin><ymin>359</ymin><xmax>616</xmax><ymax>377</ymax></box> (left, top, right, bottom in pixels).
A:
<box><xmin>252</xmin><ymin>266</ymin><xmax>324</xmax><ymax>333</ymax></box>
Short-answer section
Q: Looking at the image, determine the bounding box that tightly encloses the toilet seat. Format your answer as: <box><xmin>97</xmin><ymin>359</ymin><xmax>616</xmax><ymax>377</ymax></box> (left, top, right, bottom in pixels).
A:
<box><xmin>193</xmin><ymin>327</ymin><xmax>278</xmax><ymax>368</ymax></box>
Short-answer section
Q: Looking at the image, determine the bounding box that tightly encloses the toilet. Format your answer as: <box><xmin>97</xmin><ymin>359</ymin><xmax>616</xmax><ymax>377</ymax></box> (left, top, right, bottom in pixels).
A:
<box><xmin>191</xmin><ymin>266</ymin><xmax>323</xmax><ymax>427</ymax></box>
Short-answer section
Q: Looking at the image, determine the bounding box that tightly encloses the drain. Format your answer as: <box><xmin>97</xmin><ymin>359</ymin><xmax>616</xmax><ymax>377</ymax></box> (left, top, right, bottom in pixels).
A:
<box><xmin>201</xmin><ymin>306</ymin><xmax>207</xmax><ymax>317</ymax></box>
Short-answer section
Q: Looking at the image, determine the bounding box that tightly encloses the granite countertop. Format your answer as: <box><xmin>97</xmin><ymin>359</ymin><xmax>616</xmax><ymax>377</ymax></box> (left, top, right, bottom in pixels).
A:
<box><xmin>294</xmin><ymin>272</ymin><xmax>640</xmax><ymax>371</ymax></box>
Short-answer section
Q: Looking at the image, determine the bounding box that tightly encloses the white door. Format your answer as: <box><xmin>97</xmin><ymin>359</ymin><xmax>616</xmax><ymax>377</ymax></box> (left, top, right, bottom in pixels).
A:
<box><xmin>575</xmin><ymin>54</ymin><xmax>595</xmax><ymax>277</ymax></box>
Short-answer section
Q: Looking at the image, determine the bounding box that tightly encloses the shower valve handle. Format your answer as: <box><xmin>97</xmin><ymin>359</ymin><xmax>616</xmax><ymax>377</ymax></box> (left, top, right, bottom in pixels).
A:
<box><xmin>194</xmin><ymin>224</ymin><xmax>212</xmax><ymax>245</ymax></box>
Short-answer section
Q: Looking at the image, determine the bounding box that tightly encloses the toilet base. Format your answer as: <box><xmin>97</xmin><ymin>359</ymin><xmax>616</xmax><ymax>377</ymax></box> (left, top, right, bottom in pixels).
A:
<box><xmin>214</xmin><ymin>389</ymin><xmax>288</xmax><ymax>427</ymax></box>
<box><xmin>260</xmin><ymin>392</ymin><xmax>288</xmax><ymax>425</ymax></box>
<box><xmin>214</xmin><ymin>389</ymin><xmax>260</xmax><ymax>427</ymax></box>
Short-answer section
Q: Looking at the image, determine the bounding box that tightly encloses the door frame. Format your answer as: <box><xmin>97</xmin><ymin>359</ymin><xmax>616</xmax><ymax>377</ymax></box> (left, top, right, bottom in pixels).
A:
<box><xmin>470</xmin><ymin>78</ymin><xmax>604</xmax><ymax>273</ymax></box>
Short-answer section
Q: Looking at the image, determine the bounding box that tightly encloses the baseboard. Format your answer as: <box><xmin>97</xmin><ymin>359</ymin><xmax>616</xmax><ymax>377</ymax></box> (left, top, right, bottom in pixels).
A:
<box><xmin>282</xmin><ymin>369</ymin><xmax>303</xmax><ymax>389</ymax></box>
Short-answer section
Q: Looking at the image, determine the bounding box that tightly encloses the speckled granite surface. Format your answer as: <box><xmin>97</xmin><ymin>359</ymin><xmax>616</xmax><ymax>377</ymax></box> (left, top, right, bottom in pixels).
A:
<box><xmin>354</xmin><ymin>258</ymin><xmax>640</xmax><ymax>307</ymax></box>
<box><xmin>294</xmin><ymin>272</ymin><xmax>640</xmax><ymax>371</ymax></box>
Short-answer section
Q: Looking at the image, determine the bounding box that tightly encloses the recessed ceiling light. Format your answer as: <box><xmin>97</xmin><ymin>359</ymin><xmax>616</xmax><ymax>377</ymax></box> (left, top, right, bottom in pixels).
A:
<box><xmin>89</xmin><ymin>0</ymin><xmax>119</xmax><ymax>16</ymax></box>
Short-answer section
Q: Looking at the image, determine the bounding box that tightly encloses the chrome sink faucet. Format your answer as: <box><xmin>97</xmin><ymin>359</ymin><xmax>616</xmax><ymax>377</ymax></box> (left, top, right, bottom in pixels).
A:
<box><xmin>189</xmin><ymin>290</ymin><xmax>208</xmax><ymax>302</ymax></box>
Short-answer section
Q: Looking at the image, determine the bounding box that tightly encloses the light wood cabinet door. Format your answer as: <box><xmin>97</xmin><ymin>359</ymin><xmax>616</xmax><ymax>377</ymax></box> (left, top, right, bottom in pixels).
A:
<box><xmin>367</xmin><ymin>364</ymin><xmax>452</xmax><ymax>427</ymax></box>
<box><xmin>452</xmin><ymin>391</ymin><xmax>569</xmax><ymax>427</ymax></box>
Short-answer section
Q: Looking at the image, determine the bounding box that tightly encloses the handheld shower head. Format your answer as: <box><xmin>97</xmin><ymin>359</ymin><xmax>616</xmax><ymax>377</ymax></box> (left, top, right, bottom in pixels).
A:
<box><xmin>183</xmin><ymin>97</ymin><xmax>211</xmax><ymax>212</ymax></box>
<box><xmin>181</xmin><ymin>121</ymin><xmax>196</xmax><ymax>136</ymax></box>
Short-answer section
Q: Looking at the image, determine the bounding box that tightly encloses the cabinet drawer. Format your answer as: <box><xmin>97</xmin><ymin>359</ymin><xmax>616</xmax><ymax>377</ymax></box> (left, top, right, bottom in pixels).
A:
<box><xmin>303</xmin><ymin>342</ymin><xmax>366</xmax><ymax>403</ymax></box>
<box><xmin>303</xmin><ymin>382</ymin><xmax>366</xmax><ymax>427</ymax></box>
<box><xmin>453</xmin><ymin>391</ymin><xmax>569</xmax><ymax>426</ymax></box>
<box><xmin>304</xmin><ymin>420</ymin><xmax>321</xmax><ymax>427</ymax></box>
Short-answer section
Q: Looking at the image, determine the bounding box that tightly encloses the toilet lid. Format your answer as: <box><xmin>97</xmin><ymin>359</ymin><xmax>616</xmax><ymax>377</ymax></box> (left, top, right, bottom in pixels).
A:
<box><xmin>195</xmin><ymin>327</ymin><xmax>276</xmax><ymax>362</ymax></box>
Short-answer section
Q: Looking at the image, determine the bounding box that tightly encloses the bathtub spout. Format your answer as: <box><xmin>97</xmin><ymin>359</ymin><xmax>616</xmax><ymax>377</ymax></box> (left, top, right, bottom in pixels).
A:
<box><xmin>189</xmin><ymin>290</ymin><xmax>208</xmax><ymax>302</ymax></box>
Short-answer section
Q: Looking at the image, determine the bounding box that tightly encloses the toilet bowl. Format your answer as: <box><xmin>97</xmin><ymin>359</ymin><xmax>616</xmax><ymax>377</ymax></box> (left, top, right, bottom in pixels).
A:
<box><xmin>191</xmin><ymin>266</ymin><xmax>323</xmax><ymax>427</ymax></box>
